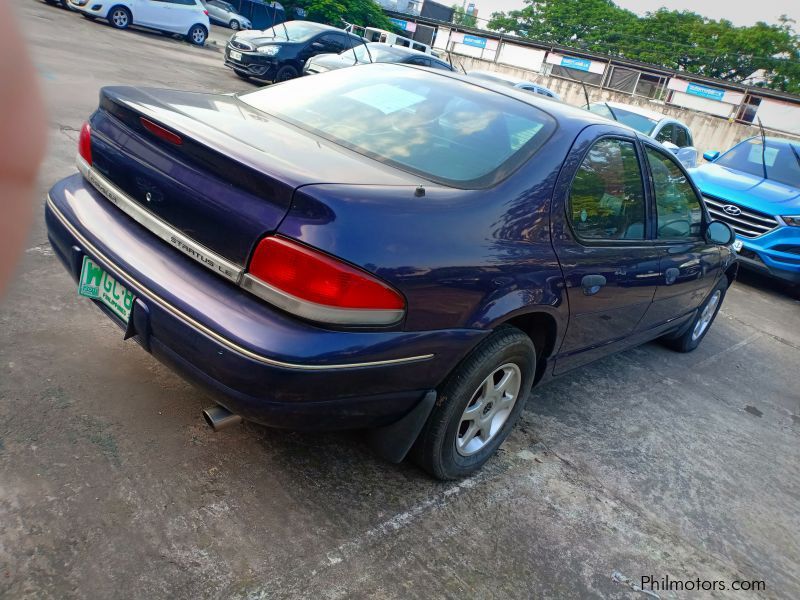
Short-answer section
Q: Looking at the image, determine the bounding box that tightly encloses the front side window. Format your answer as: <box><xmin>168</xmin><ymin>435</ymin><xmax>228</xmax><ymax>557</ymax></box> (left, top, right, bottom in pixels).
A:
<box><xmin>569</xmin><ymin>138</ymin><xmax>646</xmax><ymax>240</ymax></box>
<box><xmin>646</xmin><ymin>147</ymin><xmax>703</xmax><ymax>239</ymax></box>
<box><xmin>316</xmin><ymin>33</ymin><xmax>345</xmax><ymax>53</ymax></box>
<box><xmin>675</xmin><ymin>126</ymin><xmax>690</xmax><ymax>148</ymax></box>
<box><xmin>239</xmin><ymin>65</ymin><xmax>556</xmax><ymax>187</ymax></box>
<box><xmin>655</xmin><ymin>123</ymin><xmax>674</xmax><ymax>144</ymax></box>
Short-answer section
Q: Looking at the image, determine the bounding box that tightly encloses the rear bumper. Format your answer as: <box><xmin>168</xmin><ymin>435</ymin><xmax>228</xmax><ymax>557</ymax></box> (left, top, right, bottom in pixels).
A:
<box><xmin>45</xmin><ymin>173</ymin><xmax>485</xmax><ymax>429</ymax></box>
<box><xmin>738</xmin><ymin>227</ymin><xmax>800</xmax><ymax>284</ymax></box>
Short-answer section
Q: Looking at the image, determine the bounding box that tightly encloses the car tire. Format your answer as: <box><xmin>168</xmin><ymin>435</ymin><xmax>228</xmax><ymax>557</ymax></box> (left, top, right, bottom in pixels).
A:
<box><xmin>411</xmin><ymin>325</ymin><xmax>536</xmax><ymax>480</ymax></box>
<box><xmin>662</xmin><ymin>277</ymin><xmax>728</xmax><ymax>353</ymax></box>
<box><xmin>229</xmin><ymin>19</ymin><xmax>240</xmax><ymax>30</ymax></box>
<box><xmin>187</xmin><ymin>24</ymin><xmax>207</xmax><ymax>46</ymax></box>
<box><xmin>107</xmin><ymin>6</ymin><xmax>131</xmax><ymax>29</ymax></box>
<box><xmin>273</xmin><ymin>65</ymin><xmax>299</xmax><ymax>83</ymax></box>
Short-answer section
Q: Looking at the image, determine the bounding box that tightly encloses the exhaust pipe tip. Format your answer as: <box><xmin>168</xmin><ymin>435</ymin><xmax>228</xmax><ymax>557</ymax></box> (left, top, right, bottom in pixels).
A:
<box><xmin>202</xmin><ymin>405</ymin><xmax>242</xmax><ymax>431</ymax></box>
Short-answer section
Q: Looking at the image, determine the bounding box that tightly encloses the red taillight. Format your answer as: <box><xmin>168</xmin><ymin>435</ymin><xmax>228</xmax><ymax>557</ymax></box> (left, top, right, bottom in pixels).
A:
<box><xmin>203</xmin><ymin>9</ymin><xmax>208</xmax><ymax>15</ymax></box>
<box><xmin>140</xmin><ymin>117</ymin><xmax>182</xmax><ymax>145</ymax></box>
<box><xmin>244</xmin><ymin>236</ymin><xmax>405</xmax><ymax>325</ymax></box>
<box><xmin>78</xmin><ymin>121</ymin><xmax>92</xmax><ymax>165</ymax></box>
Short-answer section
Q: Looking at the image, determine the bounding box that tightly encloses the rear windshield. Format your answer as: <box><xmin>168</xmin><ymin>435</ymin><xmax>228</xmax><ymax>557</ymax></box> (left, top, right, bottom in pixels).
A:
<box><xmin>238</xmin><ymin>65</ymin><xmax>556</xmax><ymax>188</ymax></box>
<box><xmin>589</xmin><ymin>104</ymin><xmax>658</xmax><ymax>135</ymax></box>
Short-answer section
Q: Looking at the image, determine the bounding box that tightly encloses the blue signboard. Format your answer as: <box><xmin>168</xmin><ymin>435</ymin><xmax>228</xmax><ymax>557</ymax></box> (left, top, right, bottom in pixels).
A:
<box><xmin>560</xmin><ymin>56</ymin><xmax>591</xmax><ymax>72</ymax></box>
<box><xmin>389</xmin><ymin>17</ymin><xmax>409</xmax><ymax>31</ymax></box>
<box><xmin>463</xmin><ymin>34</ymin><xmax>487</xmax><ymax>49</ymax></box>
<box><xmin>686</xmin><ymin>82</ymin><xmax>726</xmax><ymax>101</ymax></box>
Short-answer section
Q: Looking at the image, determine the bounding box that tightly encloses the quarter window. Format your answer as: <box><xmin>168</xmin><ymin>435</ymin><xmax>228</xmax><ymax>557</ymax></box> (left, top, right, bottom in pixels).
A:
<box><xmin>569</xmin><ymin>139</ymin><xmax>646</xmax><ymax>240</ymax></box>
<box><xmin>646</xmin><ymin>147</ymin><xmax>703</xmax><ymax>239</ymax></box>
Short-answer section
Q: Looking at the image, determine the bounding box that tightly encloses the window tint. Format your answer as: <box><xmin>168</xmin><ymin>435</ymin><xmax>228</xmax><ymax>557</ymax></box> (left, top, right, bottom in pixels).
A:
<box><xmin>646</xmin><ymin>147</ymin><xmax>703</xmax><ymax>239</ymax></box>
<box><xmin>405</xmin><ymin>56</ymin><xmax>429</xmax><ymax>66</ymax></box>
<box><xmin>675</xmin><ymin>126</ymin><xmax>690</xmax><ymax>148</ymax></box>
<box><xmin>655</xmin><ymin>123</ymin><xmax>674</xmax><ymax>144</ymax></box>
<box><xmin>240</xmin><ymin>65</ymin><xmax>556</xmax><ymax>187</ymax></box>
<box><xmin>569</xmin><ymin>139</ymin><xmax>646</xmax><ymax>240</ymax></box>
<box><xmin>714</xmin><ymin>138</ymin><xmax>800</xmax><ymax>188</ymax></box>
<box><xmin>316</xmin><ymin>33</ymin><xmax>346</xmax><ymax>53</ymax></box>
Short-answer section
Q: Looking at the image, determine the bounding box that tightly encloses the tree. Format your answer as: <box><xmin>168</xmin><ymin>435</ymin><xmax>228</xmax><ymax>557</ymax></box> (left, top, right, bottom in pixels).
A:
<box><xmin>487</xmin><ymin>0</ymin><xmax>800</xmax><ymax>93</ymax></box>
<box><xmin>451</xmin><ymin>4</ymin><xmax>477</xmax><ymax>28</ymax></box>
<box><xmin>279</xmin><ymin>0</ymin><xmax>394</xmax><ymax>31</ymax></box>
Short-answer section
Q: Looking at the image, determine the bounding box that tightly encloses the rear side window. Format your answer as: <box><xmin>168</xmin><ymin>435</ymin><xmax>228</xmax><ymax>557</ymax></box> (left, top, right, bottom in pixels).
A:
<box><xmin>239</xmin><ymin>65</ymin><xmax>557</xmax><ymax>188</ymax></box>
<box><xmin>569</xmin><ymin>138</ymin><xmax>646</xmax><ymax>240</ymax></box>
<box><xmin>646</xmin><ymin>147</ymin><xmax>703</xmax><ymax>239</ymax></box>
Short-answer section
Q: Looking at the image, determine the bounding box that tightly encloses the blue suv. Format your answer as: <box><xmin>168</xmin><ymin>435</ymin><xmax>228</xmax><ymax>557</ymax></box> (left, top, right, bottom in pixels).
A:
<box><xmin>691</xmin><ymin>137</ymin><xmax>800</xmax><ymax>284</ymax></box>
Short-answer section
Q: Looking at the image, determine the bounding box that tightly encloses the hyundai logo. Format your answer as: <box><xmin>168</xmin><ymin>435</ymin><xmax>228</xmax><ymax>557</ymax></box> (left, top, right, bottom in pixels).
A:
<box><xmin>723</xmin><ymin>204</ymin><xmax>742</xmax><ymax>216</ymax></box>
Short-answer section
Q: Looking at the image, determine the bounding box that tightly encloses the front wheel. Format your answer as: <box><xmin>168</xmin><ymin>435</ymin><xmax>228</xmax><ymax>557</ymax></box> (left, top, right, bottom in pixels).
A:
<box><xmin>229</xmin><ymin>19</ymin><xmax>240</xmax><ymax>30</ymax></box>
<box><xmin>411</xmin><ymin>325</ymin><xmax>536</xmax><ymax>480</ymax></box>
<box><xmin>273</xmin><ymin>65</ymin><xmax>298</xmax><ymax>83</ymax></box>
<box><xmin>187</xmin><ymin>24</ymin><xmax>207</xmax><ymax>46</ymax></box>
<box><xmin>662</xmin><ymin>278</ymin><xmax>728</xmax><ymax>353</ymax></box>
<box><xmin>107</xmin><ymin>5</ymin><xmax>131</xmax><ymax>29</ymax></box>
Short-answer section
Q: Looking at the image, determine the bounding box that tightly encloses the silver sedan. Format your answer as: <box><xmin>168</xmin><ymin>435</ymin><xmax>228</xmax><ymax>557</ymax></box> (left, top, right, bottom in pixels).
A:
<box><xmin>202</xmin><ymin>0</ymin><xmax>251</xmax><ymax>30</ymax></box>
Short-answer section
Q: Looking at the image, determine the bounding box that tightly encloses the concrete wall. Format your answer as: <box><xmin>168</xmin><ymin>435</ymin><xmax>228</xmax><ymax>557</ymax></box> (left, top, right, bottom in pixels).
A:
<box><xmin>451</xmin><ymin>55</ymin><xmax>800</xmax><ymax>155</ymax></box>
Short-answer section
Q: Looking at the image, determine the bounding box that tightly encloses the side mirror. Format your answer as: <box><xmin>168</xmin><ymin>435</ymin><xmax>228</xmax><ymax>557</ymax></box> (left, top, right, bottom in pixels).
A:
<box><xmin>706</xmin><ymin>221</ymin><xmax>735</xmax><ymax>245</ymax></box>
<box><xmin>703</xmin><ymin>150</ymin><xmax>720</xmax><ymax>162</ymax></box>
<box><xmin>662</xmin><ymin>141</ymin><xmax>679</xmax><ymax>153</ymax></box>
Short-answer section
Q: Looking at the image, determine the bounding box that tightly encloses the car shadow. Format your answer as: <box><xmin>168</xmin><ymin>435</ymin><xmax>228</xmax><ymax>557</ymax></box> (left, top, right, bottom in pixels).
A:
<box><xmin>735</xmin><ymin>267</ymin><xmax>799</xmax><ymax>300</ymax></box>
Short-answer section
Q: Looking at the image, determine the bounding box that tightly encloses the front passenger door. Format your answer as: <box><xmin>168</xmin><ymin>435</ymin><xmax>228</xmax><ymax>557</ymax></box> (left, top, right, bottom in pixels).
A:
<box><xmin>551</xmin><ymin>129</ymin><xmax>663</xmax><ymax>374</ymax></box>
<box><xmin>639</xmin><ymin>144</ymin><xmax>721</xmax><ymax>327</ymax></box>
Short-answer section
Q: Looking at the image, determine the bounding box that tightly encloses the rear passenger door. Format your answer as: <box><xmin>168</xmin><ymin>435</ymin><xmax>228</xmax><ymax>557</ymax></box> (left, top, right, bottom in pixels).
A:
<box><xmin>639</xmin><ymin>143</ymin><xmax>721</xmax><ymax>327</ymax></box>
<box><xmin>551</xmin><ymin>126</ymin><xmax>663</xmax><ymax>373</ymax></box>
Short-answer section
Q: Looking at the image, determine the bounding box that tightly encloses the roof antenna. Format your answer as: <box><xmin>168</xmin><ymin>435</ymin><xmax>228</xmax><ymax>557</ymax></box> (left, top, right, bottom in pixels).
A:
<box><xmin>756</xmin><ymin>117</ymin><xmax>768</xmax><ymax>180</ymax></box>
<box><xmin>580</xmin><ymin>80</ymin><xmax>590</xmax><ymax>110</ymax></box>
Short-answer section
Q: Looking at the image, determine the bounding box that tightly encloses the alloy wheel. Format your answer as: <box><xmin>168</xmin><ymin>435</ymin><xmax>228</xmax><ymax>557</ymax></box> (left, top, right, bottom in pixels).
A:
<box><xmin>692</xmin><ymin>290</ymin><xmax>721</xmax><ymax>341</ymax></box>
<box><xmin>455</xmin><ymin>363</ymin><xmax>522</xmax><ymax>457</ymax></box>
<box><xmin>111</xmin><ymin>9</ymin><xmax>128</xmax><ymax>27</ymax></box>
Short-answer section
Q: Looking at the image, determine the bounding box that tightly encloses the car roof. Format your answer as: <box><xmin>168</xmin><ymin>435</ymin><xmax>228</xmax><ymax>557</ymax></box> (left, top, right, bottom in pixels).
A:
<box><xmin>365</xmin><ymin>43</ymin><xmax>427</xmax><ymax>58</ymax></box>
<box><xmin>602</xmin><ymin>101</ymin><xmax>674</xmax><ymax>122</ymax></box>
<box><xmin>468</xmin><ymin>70</ymin><xmax>529</xmax><ymax>86</ymax></box>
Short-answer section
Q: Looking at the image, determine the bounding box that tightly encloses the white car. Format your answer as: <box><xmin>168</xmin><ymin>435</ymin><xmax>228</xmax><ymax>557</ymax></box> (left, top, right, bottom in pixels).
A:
<box><xmin>588</xmin><ymin>102</ymin><xmax>699</xmax><ymax>168</ymax></box>
<box><xmin>69</xmin><ymin>0</ymin><xmax>210</xmax><ymax>45</ymax></box>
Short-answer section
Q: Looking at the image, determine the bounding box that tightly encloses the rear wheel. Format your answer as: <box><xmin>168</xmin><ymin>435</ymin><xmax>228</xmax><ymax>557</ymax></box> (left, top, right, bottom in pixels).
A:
<box><xmin>107</xmin><ymin>6</ymin><xmax>131</xmax><ymax>29</ymax></box>
<box><xmin>411</xmin><ymin>325</ymin><xmax>535</xmax><ymax>480</ymax></box>
<box><xmin>229</xmin><ymin>19</ymin><xmax>240</xmax><ymax>30</ymax></box>
<box><xmin>274</xmin><ymin>65</ymin><xmax>298</xmax><ymax>83</ymax></box>
<box><xmin>662</xmin><ymin>278</ymin><xmax>728</xmax><ymax>353</ymax></box>
<box><xmin>187</xmin><ymin>24</ymin><xmax>207</xmax><ymax>46</ymax></box>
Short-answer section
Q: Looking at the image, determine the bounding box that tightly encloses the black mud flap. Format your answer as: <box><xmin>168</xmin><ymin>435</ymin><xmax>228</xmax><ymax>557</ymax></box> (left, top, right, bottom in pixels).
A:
<box><xmin>366</xmin><ymin>390</ymin><xmax>437</xmax><ymax>464</ymax></box>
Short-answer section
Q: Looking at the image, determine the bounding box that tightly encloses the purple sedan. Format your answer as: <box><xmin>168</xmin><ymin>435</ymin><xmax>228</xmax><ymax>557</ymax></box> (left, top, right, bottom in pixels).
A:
<box><xmin>46</xmin><ymin>64</ymin><xmax>737</xmax><ymax>478</ymax></box>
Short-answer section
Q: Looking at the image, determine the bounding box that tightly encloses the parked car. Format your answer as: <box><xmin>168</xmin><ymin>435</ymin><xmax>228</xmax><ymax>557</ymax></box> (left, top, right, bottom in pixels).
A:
<box><xmin>68</xmin><ymin>0</ymin><xmax>210</xmax><ymax>45</ymax></box>
<box><xmin>225</xmin><ymin>20</ymin><xmax>364</xmax><ymax>82</ymax></box>
<box><xmin>690</xmin><ymin>137</ymin><xmax>800</xmax><ymax>284</ymax></box>
<box><xmin>44</xmin><ymin>0</ymin><xmax>72</xmax><ymax>9</ymax></box>
<box><xmin>467</xmin><ymin>70</ymin><xmax>561</xmax><ymax>100</ymax></box>
<box><xmin>588</xmin><ymin>102</ymin><xmax>698</xmax><ymax>168</ymax></box>
<box><xmin>45</xmin><ymin>64</ymin><xmax>737</xmax><ymax>479</ymax></box>
<box><xmin>304</xmin><ymin>43</ymin><xmax>455</xmax><ymax>75</ymax></box>
<box><xmin>203</xmin><ymin>0</ymin><xmax>250</xmax><ymax>30</ymax></box>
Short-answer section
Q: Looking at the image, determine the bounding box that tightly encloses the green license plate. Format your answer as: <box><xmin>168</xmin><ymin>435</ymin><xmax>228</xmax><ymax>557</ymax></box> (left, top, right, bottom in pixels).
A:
<box><xmin>78</xmin><ymin>256</ymin><xmax>135</xmax><ymax>323</ymax></box>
